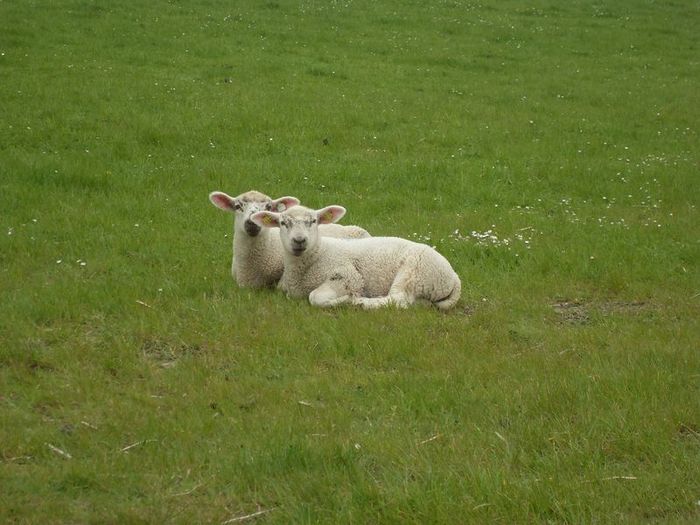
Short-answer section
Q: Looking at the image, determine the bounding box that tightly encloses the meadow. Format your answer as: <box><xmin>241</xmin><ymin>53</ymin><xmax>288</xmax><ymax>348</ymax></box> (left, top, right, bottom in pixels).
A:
<box><xmin>1</xmin><ymin>0</ymin><xmax>699</xmax><ymax>522</ymax></box>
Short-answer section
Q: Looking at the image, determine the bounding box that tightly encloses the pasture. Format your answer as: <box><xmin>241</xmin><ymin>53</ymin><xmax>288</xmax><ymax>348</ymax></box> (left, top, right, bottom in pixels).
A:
<box><xmin>1</xmin><ymin>0</ymin><xmax>698</xmax><ymax>522</ymax></box>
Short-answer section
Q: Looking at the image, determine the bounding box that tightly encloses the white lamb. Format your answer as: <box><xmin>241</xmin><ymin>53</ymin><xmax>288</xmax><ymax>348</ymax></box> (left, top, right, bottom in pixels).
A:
<box><xmin>250</xmin><ymin>205</ymin><xmax>461</xmax><ymax>310</ymax></box>
<box><xmin>209</xmin><ymin>190</ymin><xmax>370</xmax><ymax>288</ymax></box>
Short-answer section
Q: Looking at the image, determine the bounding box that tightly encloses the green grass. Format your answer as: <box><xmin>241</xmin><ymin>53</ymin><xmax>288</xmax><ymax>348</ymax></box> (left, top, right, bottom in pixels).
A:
<box><xmin>1</xmin><ymin>0</ymin><xmax>699</xmax><ymax>522</ymax></box>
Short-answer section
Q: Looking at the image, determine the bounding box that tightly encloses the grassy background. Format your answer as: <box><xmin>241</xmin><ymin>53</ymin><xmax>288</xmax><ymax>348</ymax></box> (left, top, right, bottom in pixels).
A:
<box><xmin>1</xmin><ymin>0</ymin><xmax>699</xmax><ymax>522</ymax></box>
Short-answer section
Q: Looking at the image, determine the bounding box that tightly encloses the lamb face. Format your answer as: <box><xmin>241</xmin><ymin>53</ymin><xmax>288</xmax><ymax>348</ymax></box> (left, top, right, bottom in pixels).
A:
<box><xmin>251</xmin><ymin>205</ymin><xmax>347</xmax><ymax>257</ymax></box>
<box><xmin>279</xmin><ymin>207</ymin><xmax>320</xmax><ymax>256</ymax></box>
<box><xmin>235</xmin><ymin>191</ymin><xmax>271</xmax><ymax>237</ymax></box>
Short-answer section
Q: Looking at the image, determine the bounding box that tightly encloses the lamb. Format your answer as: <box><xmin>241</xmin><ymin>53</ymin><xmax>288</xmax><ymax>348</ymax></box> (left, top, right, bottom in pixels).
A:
<box><xmin>209</xmin><ymin>190</ymin><xmax>370</xmax><ymax>288</ymax></box>
<box><xmin>250</xmin><ymin>205</ymin><xmax>461</xmax><ymax>310</ymax></box>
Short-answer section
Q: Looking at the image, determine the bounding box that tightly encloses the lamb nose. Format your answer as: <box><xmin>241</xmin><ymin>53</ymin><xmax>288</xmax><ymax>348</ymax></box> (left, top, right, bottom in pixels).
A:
<box><xmin>293</xmin><ymin>237</ymin><xmax>306</xmax><ymax>245</ymax></box>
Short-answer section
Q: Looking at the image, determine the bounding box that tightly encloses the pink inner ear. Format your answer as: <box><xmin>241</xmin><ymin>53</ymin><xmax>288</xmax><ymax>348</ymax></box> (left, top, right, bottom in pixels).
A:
<box><xmin>210</xmin><ymin>193</ymin><xmax>235</xmax><ymax>211</ymax></box>
<box><xmin>318</xmin><ymin>206</ymin><xmax>346</xmax><ymax>224</ymax></box>
<box><xmin>328</xmin><ymin>206</ymin><xmax>346</xmax><ymax>222</ymax></box>
<box><xmin>252</xmin><ymin>211</ymin><xmax>280</xmax><ymax>228</ymax></box>
<box><xmin>274</xmin><ymin>197</ymin><xmax>300</xmax><ymax>212</ymax></box>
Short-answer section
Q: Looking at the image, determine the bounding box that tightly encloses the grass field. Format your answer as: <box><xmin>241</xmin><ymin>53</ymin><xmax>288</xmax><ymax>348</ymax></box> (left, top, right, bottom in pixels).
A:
<box><xmin>1</xmin><ymin>0</ymin><xmax>699</xmax><ymax>522</ymax></box>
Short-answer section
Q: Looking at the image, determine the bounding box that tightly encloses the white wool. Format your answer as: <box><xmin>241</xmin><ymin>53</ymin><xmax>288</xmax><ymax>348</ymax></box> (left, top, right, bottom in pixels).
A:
<box><xmin>253</xmin><ymin>205</ymin><xmax>461</xmax><ymax>310</ymax></box>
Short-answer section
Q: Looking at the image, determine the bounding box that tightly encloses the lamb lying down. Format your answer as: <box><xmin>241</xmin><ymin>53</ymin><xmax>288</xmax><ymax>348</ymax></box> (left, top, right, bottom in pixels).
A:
<box><xmin>251</xmin><ymin>205</ymin><xmax>461</xmax><ymax>310</ymax></box>
<box><xmin>209</xmin><ymin>190</ymin><xmax>369</xmax><ymax>288</ymax></box>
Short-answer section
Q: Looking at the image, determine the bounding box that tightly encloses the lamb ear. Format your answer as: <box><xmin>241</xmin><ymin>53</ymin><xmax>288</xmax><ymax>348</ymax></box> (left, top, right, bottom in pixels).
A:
<box><xmin>270</xmin><ymin>196</ymin><xmax>300</xmax><ymax>212</ymax></box>
<box><xmin>209</xmin><ymin>191</ymin><xmax>241</xmax><ymax>212</ymax></box>
<box><xmin>316</xmin><ymin>206</ymin><xmax>346</xmax><ymax>224</ymax></box>
<box><xmin>250</xmin><ymin>211</ymin><xmax>280</xmax><ymax>228</ymax></box>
